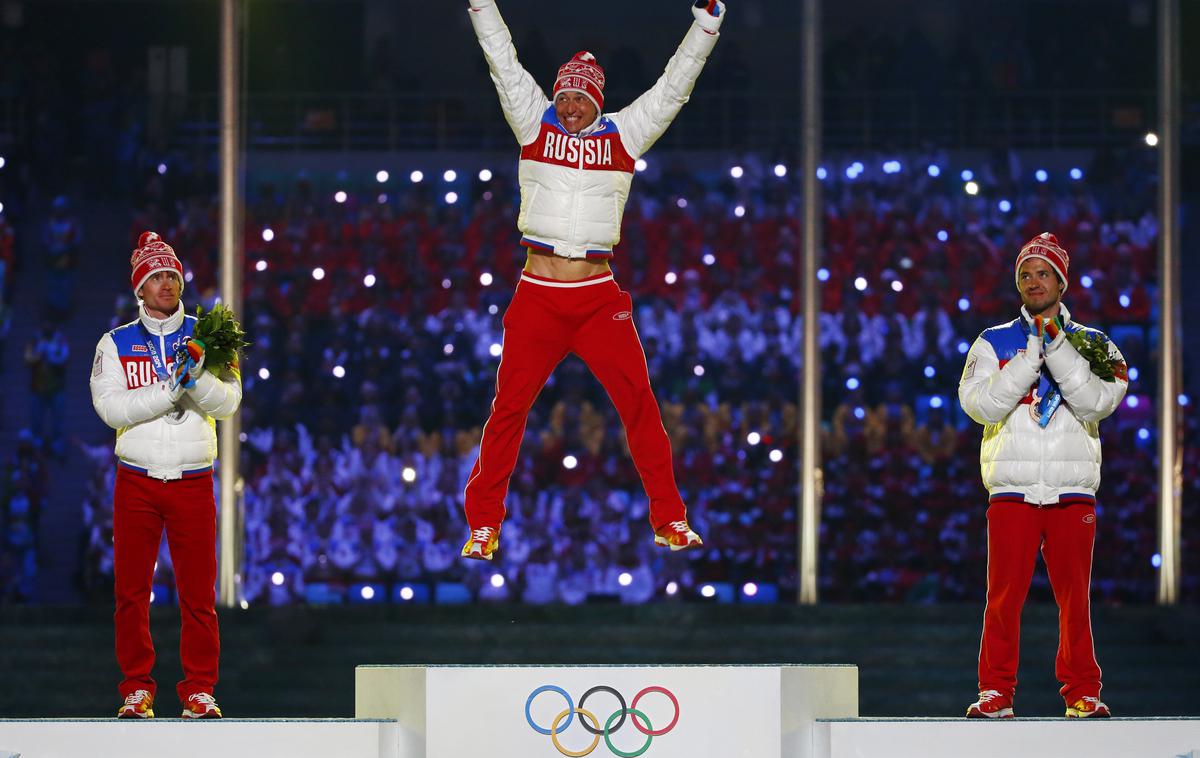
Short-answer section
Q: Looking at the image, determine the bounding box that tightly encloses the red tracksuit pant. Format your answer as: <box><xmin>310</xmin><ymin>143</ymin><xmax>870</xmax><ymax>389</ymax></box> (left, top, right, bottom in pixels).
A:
<box><xmin>978</xmin><ymin>499</ymin><xmax>1103</xmax><ymax>704</ymax></box>
<box><xmin>113</xmin><ymin>465</ymin><xmax>219</xmax><ymax>702</ymax></box>
<box><xmin>464</xmin><ymin>271</ymin><xmax>686</xmax><ymax>531</ymax></box>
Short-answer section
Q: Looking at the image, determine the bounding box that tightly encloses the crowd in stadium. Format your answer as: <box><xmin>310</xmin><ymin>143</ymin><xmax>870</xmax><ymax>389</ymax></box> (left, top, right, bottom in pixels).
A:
<box><xmin>57</xmin><ymin>147</ymin><xmax>1193</xmax><ymax>606</ymax></box>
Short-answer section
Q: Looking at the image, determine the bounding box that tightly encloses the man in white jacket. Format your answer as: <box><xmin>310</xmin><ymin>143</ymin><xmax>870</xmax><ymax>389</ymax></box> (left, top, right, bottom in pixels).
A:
<box><xmin>958</xmin><ymin>232</ymin><xmax>1127</xmax><ymax>720</ymax></box>
<box><xmin>460</xmin><ymin>0</ymin><xmax>725</xmax><ymax>560</ymax></box>
<box><xmin>90</xmin><ymin>232</ymin><xmax>242</xmax><ymax>719</ymax></box>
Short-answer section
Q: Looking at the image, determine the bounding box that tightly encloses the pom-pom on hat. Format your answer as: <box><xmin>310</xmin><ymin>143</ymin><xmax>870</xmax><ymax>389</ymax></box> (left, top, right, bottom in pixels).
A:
<box><xmin>553</xmin><ymin>51</ymin><xmax>605</xmax><ymax>113</ymax></box>
<box><xmin>130</xmin><ymin>231</ymin><xmax>184</xmax><ymax>297</ymax></box>
<box><xmin>1015</xmin><ymin>232</ymin><xmax>1070</xmax><ymax>293</ymax></box>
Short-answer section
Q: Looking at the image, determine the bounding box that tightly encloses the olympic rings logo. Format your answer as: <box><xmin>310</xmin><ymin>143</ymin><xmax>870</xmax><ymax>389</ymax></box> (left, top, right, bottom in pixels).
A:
<box><xmin>525</xmin><ymin>684</ymin><xmax>680</xmax><ymax>757</ymax></box>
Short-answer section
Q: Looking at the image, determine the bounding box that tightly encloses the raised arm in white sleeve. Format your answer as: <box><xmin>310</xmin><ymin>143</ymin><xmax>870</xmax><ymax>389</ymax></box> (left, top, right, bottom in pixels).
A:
<box><xmin>89</xmin><ymin>333</ymin><xmax>178</xmax><ymax>429</ymax></box>
<box><xmin>185</xmin><ymin>365</ymin><xmax>243</xmax><ymax>420</ymax></box>
<box><xmin>610</xmin><ymin>2</ymin><xmax>724</xmax><ymax>159</ymax></box>
<box><xmin>1043</xmin><ymin>331</ymin><xmax>1128</xmax><ymax>423</ymax></box>
<box><xmin>467</xmin><ymin>0</ymin><xmax>548</xmax><ymax>146</ymax></box>
<box><xmin>958</xmin><ymin>333</ymin><xmax>1043</xmax><ymax>425</ymax></box>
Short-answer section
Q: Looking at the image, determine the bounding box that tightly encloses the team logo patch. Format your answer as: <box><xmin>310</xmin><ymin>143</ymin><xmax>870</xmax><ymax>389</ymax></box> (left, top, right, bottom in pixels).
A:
<box><xmin>1083</xmin><ymin>513</ymin><xmax>1096</xmax><ymax>524</ymax></box>
<box><xmin>92</xmin><ymin>352</ymin><xmax>103</xmax><ymax>377</ymax></box>
<box><xmin>131</xmin><ymin>344</ymin><xmax>148</xmax><ymax>353</ymax></box>
<box><xmin>613</xmin><ymin>311</ymin><xmax>632</xmax><ymax>321</ymax></box>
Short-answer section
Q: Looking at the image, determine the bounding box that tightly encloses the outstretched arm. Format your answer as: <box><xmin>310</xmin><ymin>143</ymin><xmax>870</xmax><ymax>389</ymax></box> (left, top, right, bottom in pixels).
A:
<box><xmin>611</xmin><ymin>1</ymin><xmax>726</xmax><ymax>158</ymax></box>
<box><xmin>467</xmin><ymin>0</ymin><xmax>548</xmax><ymax>146</ymax></box>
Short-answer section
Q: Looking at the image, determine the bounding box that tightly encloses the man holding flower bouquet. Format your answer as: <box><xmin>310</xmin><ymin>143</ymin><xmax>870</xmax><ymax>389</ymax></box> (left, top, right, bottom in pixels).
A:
<box><xmin>958</xmin><ymin>232</ymin><xmax>1128</xmax><ymax>720</ymax></box>
<box><xmin>89</xmin><ymin>232</ymin><xmax>244</xmax><ymax>720</ymax></box>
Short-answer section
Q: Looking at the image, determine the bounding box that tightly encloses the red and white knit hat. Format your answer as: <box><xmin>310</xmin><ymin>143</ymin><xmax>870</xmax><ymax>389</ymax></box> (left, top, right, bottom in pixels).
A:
<box><xmin>1015</xmin><ymin>232</ymin><xmax>1070</xmax><ymax>293</ymax></box>
<box><xmin>130</xmin><ymin>231</ymin><xmax>184</xmax><ymax>297</ymax></box>
<box><xmin>553</xmin><ymin>51</ymin><xmax>605</xmax><ymax>113</ymax></box>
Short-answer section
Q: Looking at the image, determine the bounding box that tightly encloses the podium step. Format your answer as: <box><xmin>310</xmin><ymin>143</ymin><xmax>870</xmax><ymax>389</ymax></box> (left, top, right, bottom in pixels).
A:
<box><xmin>0</xmin><ymin>719</ymin><xmax>401</xmax><ymax>758</ymax></box>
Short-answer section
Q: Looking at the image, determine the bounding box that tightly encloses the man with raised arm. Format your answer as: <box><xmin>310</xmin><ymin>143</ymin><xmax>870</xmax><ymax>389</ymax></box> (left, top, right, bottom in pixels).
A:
<box><xmin>460</xmin><ymin>0</ymin><xmax>725</xmax><ymax>560</ymax></box>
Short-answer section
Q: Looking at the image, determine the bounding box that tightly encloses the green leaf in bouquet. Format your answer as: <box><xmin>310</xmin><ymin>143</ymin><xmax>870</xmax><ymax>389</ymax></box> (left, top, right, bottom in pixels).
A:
<box><xmin>191</xmin><ymin>303</ymin><xmax>251</xmax><ymax>371</ymax></box>
<box><xmin>1064</xmin><ymin>329</ymin><xmax>1119</xmax><ymax>382</ymax></box>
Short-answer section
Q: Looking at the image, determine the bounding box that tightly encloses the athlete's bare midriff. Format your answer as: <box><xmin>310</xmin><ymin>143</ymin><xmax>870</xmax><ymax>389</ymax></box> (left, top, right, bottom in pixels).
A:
<box><xmin>522</xmin><ymin>250</ymin><xmax>612</xmax><ymax>281</ymax></box>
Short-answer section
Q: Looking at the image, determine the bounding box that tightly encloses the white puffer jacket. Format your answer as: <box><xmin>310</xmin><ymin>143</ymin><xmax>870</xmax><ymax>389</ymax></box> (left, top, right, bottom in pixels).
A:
<box><xmin>90</xmin><ymin>303</ymin><xmax>242</xmax><ymax>480</ymax></box>
<box><xmin>958</xmin><ymin>304</ymin><xmax>1127</xmax><ymax>504</ymax></box>
<box><xmin>469</xmin><ymin>0</ymin><xmax>719</xmax><ymax>260</ymax></box>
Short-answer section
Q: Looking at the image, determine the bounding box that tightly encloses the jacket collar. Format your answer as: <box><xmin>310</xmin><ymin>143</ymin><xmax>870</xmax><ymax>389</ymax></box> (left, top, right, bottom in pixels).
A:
<box><xmin>1020</xmin><ymin>302</ymin><xmax>1072</xmax><ymax>327</ymax></box>
<box><xmin>139</xmin><ymin>301</ymin><xmax>185</xmax><ymax>335</ymax></box>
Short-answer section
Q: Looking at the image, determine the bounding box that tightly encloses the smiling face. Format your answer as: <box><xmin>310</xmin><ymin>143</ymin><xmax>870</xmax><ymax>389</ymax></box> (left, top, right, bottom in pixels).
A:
<box><xmin>554</xmin><ymin>91</ymin><xmax>598</xmax><ymax>135</ymax></box>
<box><xmin>1017</xmin><ymin>257</ymin><xmax>1064</xmax><ymax>317</ymax></box>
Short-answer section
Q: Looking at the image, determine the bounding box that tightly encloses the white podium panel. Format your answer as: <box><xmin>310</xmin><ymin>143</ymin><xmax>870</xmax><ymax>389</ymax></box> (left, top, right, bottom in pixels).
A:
<box><xmin>0</xmin><ymin>719</ymin><xmax>401</xmax><ymax>758</ymax></box>
<box><xmin>356</xmin><ymin>664</ymin><xmax>858</xmax><ymax>758</ymax></box>
<box><xmin>816</xmin><ymin>717</ymin><xmax>1200</xmax><ymax>758</ymax></box>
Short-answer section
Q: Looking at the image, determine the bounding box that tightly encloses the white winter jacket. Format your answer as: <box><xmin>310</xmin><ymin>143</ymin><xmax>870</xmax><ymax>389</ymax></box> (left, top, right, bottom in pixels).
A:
<box><xmin>469</xmin><ymin>1</ymin><xmax>719</xmax><ymax>260</ymax></box>
<box><xmin>958</xmin><ymin>304</ymin><xmax>1127</xmax><ymax>504</ymax></box>
<box><xmin>90</xmin><ymin>303</ymin><xmax>242</xmax><ymax>480</ymax></box>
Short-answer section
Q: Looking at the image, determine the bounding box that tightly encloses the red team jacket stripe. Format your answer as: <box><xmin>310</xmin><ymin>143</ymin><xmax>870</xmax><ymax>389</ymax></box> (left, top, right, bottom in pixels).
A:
<box><xmin>519</xmin><ymin>123</ymin><xmax>636</xmax><ymax>173</ymax></box>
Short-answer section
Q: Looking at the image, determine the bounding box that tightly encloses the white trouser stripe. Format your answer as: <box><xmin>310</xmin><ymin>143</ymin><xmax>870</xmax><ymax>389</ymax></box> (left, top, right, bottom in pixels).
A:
<box><xmin>519</xmin><ymin>273</ymin><xmax>614</xmax><ymax>288</ymax></box>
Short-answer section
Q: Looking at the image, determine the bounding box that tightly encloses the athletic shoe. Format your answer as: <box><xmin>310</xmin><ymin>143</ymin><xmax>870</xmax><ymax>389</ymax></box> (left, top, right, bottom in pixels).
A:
<box><xmin>653</xmin><ymin>520</ymin><xmax>704</xmax><ymax>551</ymax></box>
<box><xmin>966</xmin><ymin>689</ymin><xmax>1015</xmax><ymax>719</ymax></box>
<box><xmin>461</xmin><ymin>526</ymin><xmax>500</xmax><ymax>561</ymax></box>
<box><xmin>181</xmin><ymin>692</ymin><xmax>223</xmax><ymax>719</ymax></box>
<box><xmin>117</xmin><ymin>689</ymin><xmax>155</xmax><ymax>719</ymax></box>
<box><xmin>1066</xmin><ymin>696</ymin><xmax>1111</xmax><ymax>718</ymax></box>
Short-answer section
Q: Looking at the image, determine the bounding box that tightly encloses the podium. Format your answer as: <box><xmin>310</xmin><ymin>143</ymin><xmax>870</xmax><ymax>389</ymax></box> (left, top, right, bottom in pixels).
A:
<box><xmin>355</xmin><ymin>664</ymin><xmax>858</xmax><ymax>758</ymax></box>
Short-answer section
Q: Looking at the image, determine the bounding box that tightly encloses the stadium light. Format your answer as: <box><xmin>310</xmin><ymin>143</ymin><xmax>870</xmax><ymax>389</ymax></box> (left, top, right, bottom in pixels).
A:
<box><xmin>742</xmin><ymin>582</ymin><xmax>758</xmax><ymax>597</ymax></box>
<box><xmin>958</xmin><ymin>297</ymin><xmax>970</xmax><ymax>311</ymax></box>
<box><xmin>937</xmin><ymin>230</ymin><xmax>949</xmax><ymax>242</ymax></box>
<box><xmin>747</xmin><ymin>432</ymin><xmax>761</xmax><ymax>446</ymax></box>
<box><xmin>1138</xmin><ymin>428</ymin><xmax>1150</xmax><ymax>441</ymax></box>
<box><xmin>410</xmin><ymin>170</ymin><xmax>424</xmax><ymax>183</ymax></box>
<box><xmin>734</xmin><ymin>205</ymin><xmax>745</xmax><ymax>218</ymax></box>
<box><xmin>271</xmin><ymin>572</ymin><xmax>284</xmax><ymax>586</ymax></box>
<box><xmin>665</xmin><ymin>581</ymin><xmax>678</xmax><ymax>595</ymax></box>
<box><xmin>443</xmin><ymin>344</ymin><xmax>454</xmax><ymax>356</ymax></box>
<box><xmin>563</xmin><ymin>455</ymin><xmax>578</xmax><ymax>469</ymax></box>
<box><xmin>817</xmin><ymin>268</ymin><xmax>830</xmax><ymax>282</ymax></box>
<box><xmin>445</xmin><ymin>192</ymin><xmax>458</xmax><ymax>204</ymax></box>
<box><xmin>157</xmin><ymin>163</ymin><xmax>167</xmax><ymax>175</ymax></box>
<box><xmin>258</xmin><ymin>368</ymin><xmax>270</xmax><ymax>380</ymax></box>
<box><xmin>255</xmin><ymin>260</ymin><xmax>267</xmax><ymax>272</ymax></box>
<box><xmin>1119</xmin><ymin>294</ymin><xmax>1131</xmax><ymax>308</ymax></box>
<box><xmin>854</xmin><ymin>276</ymin><xmax>867</xmax><ymax>291</ymax></box>
<box><xmin>489</xmin><ymin>343</ymin><xmax>502</xmax><ymax>357</ymax></box>
<box><xmin>619</xmin><ymin>572</ymin><xmax>633</xmax><ymax>587</ymax></box>
<box><xmin>730</xmin><ymin>165</ymin><xmax>744</xmax><ymax>179</ymax></box>
<box><xmin>399</xmin><ymin>586</ymin><xmax>415</xmax><ymax>601</ymax></box>
<box><xmin>960</xmin><ymin>169</ymin><xmax>974</xmax><ymax>181</ymax></box>
<box><xmin>312</xmin><ymin>267</ymin><xmax>326</xmax><ymax>280</ymax></box>
<box><xmin>665</xmin><ymin>271</ymin><xmax>678</xmax><ymax>285</ymax></box>
<box><xmin>891</xmin><ymin>281</ymin><xmax>903</xmax><ymax>292</ymax></box>
<box><xmin>930</xmin><ymin>396</ymin><xmax>944</xmax><ymax>408</ymax></box>
<box><xmin>334</xmin><ymin>191</ymin><xmax>347</xmax><ymax>204</ymax></box>
<box><xmin>1145</xmin><ymin>132</ymin><xmax>1159</xmax><ymax>147</ymax></box>
<box><xmin>360</xmin><ymin>586</ymin><xmax>375</xmax><ymax>600</ymax></box>
<box><xmin>1070</xmin><ymin>168</ymin><xmax>1083</xmax><ymax>180</ymax></box>
<box><xmin>1035</xmin><ymin>169</ymin><xmax>1049</xmax><ymax>183</ymax></box>
<box><xmin>964</xmin><ymin>181</ymin><xmax>979</xmax><ymax>195</ymax></box>
<box><xmin>262</xmin><ymin>228</ymin><xmax>274</xmax><ymax>242</ymax></box>
<box><xmin>480</xmin><ymin>272</ymin><xmax>494</xmax><ymax>286</ymax></box>
<box><xmin>364</xmin><ymin>273</ymin><xmax>377</xmax><ymax>288</ymax></box>
<box><xmin>816</xmin><ymin>166</ymin><xmax>828</xmax><ymax>180</ymax></box>
<box><xmin>998</xmin><ymin>199</ymin><xmax>1012</xmax><ymax>213</ymax></box>
<box><xmin>443</xmin><ymin>169</ymin><xmax>457</xmax><ymax>182</ymax></box>
<box><xmin>490</xmin><ymin>574</ymin><xmax>505</xmax><ymax>588</ymax></box>
<box><xmin>377</xmin><ymin>194</ymin><xmax>388</xmax><ymax>205</ymax></box>
<box><xmin>769</xmin><ymin>449</ymin><xmax>784</xmax><ymax>463</ymax></box>
<box><xmin>634</xmin><ymin>159</ymin><xmax>647</xmax><ymax>172</ymax></box>
<box><xmin>332</xmin><ymin>365</ymin><xmax>346</xmax><ymax>379</ymax></box>
<box><xmin>1081</xmin><ymin>275</ymin><xmax>1094</xmax><ymax>288</ymax></box>
<box><xmin>845</xmin><ymin>377</ymin><xmax>860</xmax><ymax>390</ymax></box>
<box><xmin>927</xmin><ymin>164</ymin><xmax>941</xmax><ymax>177</ymax></box>
<box><xmin>376</xmin><ymin>170</ymin><xmax>389</xmax><ymax>183</ymax></box>
<box><xmin>478</xmin><ymin>168</ymin><xmax>493</xmax><ymax>182</ymax></box>
<box><xmin>401</xmin><ymin>467</ymin><xmax>417</xmax><ymax>483</ymax></box>
<box><xmin>774</xmin><ymin>164</ymin><xmax>787</xmax><ymax>177</ymax></box>
<box><xmin>1126</xmin><ymin>396</ymin><xmax>1139</xmax><ymax>408</ymax></box>
<box><xmin>693</xmin><ymin>365</ymin><xmax>705</xmax><ymax>377</ymax></box>
<box><xmin>1129</xmin><ymin>367</ymin><xmax>1140</xmax><ymax>382</ymax></box>
<box><xmin>700</xmin><ymin>584</ymin><xmax>716</xmax><ymax>598</ymax></box>
<box><xmin>924</xmin><ymin>365</ymin><xmax>936</xmax><ymax>378</ymax></box>
<box><xmin>702</xmin><ymin>253</ymin><xmax>716</xmax><ymax>266</ymax></box>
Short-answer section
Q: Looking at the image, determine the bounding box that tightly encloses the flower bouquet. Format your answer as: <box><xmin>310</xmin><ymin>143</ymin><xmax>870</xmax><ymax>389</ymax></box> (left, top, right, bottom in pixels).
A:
<box><xmin>1039</xmin><ymin>315</ymin><xmax>1126</xmax><ymax>382</ymax></box>
<box><xmin>185</xmin><ymin>303</ymin><xmax>250</xmax><ymax>374</ymax></box>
